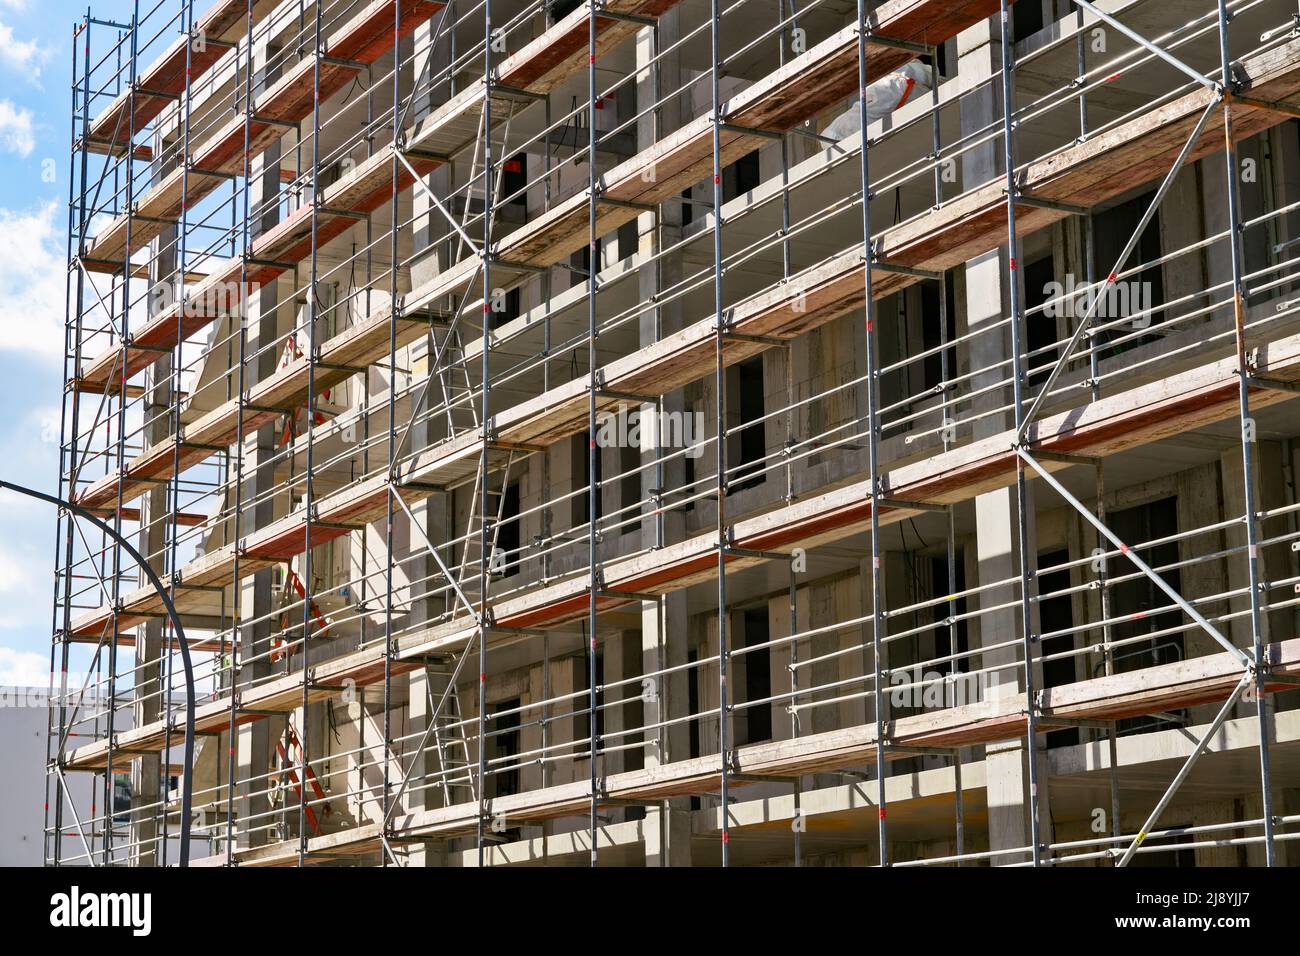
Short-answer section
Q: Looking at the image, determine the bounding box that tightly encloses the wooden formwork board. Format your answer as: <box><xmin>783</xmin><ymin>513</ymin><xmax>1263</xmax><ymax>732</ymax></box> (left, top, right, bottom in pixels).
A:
<box><xmin>72</xmin><ymin>0</ymin><xmax>1007</xmax><ymax>389</ymax></box>
<box><xmin>71</xmin><ymin>35</ymin><xmax>1300</xmax><ymax>612</ymax></box>
<box><xmin>61</xmin><ymin>5</ymin><xmax>1300</xmax><ymax>832</ymax></box>
<box><xmin>68</xmin><ymin>50</ymin><xmax>1300</xmax><ymax>642</ymax></box>
<box><xmin>190</xmin><ymin>636</ymin><xmax>1300</xmax><ymax>864</ymax></box>
<box><xmin>62</xmin><ymin>328</ymin><xmax>1300</xmax><ymax>770</ymax></box>
<box><xmin>83</xmin><ymin>0</ymin><xmax>255</xmax><ymax>155</ymax></box>
<box><xmin>79</xmin><ymin>0</ymin><xmax>443</xmax><ymax>271</ymax></box>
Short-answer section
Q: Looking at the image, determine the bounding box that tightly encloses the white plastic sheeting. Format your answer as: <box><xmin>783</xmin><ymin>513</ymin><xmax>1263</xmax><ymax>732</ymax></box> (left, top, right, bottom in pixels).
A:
<box><xmin>824</xmin><ymin>61</ymin><xmax>934</xmax><ymax>140</ymax></box>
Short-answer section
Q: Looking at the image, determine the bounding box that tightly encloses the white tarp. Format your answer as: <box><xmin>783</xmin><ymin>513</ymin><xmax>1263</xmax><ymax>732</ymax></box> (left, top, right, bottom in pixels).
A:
<box><xmin>824</xmin><ymin>61</ymin><xmax>934</xmax><ymax>140</ymax></box>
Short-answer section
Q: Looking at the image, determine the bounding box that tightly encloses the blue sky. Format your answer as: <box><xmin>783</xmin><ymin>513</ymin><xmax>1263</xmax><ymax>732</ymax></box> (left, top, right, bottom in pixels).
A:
<box><xmin>0</xmin><ymin>0</ymin><xmax>135</xmax><ymax>684</ymax></box>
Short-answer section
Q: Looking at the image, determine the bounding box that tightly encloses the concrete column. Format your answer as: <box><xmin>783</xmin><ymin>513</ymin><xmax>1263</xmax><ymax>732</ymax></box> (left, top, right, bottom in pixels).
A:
<box><xmin>639</xmin><ymin>595</ymin><xmax>692</xmax><ymax>865</ymax></box>
<box><xmin>234</xmin><ymin>41</ymin><xmax>288</xmax><ymax>846</ymax></box>
<box><xmin>1171</xmin><ymin>463</ymin><xmax>1232</xmax><ymax>726</ymax></box>
<box><xmin>1200</xmin><ymin>153</ymin><xmax>1234</xmax><ymax>327</ymax></box>
<box><xmin>1220</xmin><ymin>438</ymin><xmax>1289</xmax><ymax>805</ymax></box>
<box><xmin>234</xmin><ymin>255</ymin><xmax>282</xmax><ymax>843</ymax></box>
<box><xmin>958</xmin><ymin>18</ymin><xmax>1051</xmax><ymax>863</ymax></box>
<box><xmin>130</xmin><ymin>169</ymin><xmax>179</xmax><ymax>864</ymax></box>
<box><xmin>632</xmin><ymin>12</ymin><xmax>693</xmax><ymax>866</ymax></box>
<box><xmin>1157</xmin><ymin>167</ymin><xmax>1206</xmax><ymax>316</ymax></box>
<box><xmin>1267</xmin><ymin>124</ymin><xmax>1300</xmax><ymax>291</ymax></box>
<box><xmin>400</xmin><ymin>24</ymin><xmax>452</xmax><ymax>853</ymax></box>
<box><xmin>1221</xmin><ymin>441</ymin><xmax>1290</xmax><ymax>648</ymax></box>
<box><xmin>600</xmin><ymin>630</ymin><xmax>645</xmax><ymax>833</ymax></box>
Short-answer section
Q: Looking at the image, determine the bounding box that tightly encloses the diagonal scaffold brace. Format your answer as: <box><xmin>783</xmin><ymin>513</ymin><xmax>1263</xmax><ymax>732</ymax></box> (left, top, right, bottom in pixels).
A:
<box><xmin>1116</xmin><ymin>671</ymin><xmax>1252</xmax><ymax>866</ymax></box>
<box><xmin>1016</xmin><ymin>447</ymin><xmax>1250</xmax><ymax>666</ymax></box>
<box><xmin>1017</xmin><ymin>92</ymin><xmax>1222</xmax><ymax>441</ymax></box>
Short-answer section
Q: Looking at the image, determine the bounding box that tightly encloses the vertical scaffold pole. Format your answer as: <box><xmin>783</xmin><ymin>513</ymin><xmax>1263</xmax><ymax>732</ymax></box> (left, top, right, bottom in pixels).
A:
<box><xmin>1072</xmin><ymin>19</ymin><xmax>1121</xmax><ymax>847</ymax></box>
<box><xmin>298</xmin><ymin>0</ymin><xmax>324</xmax><ymax>866</ymax></box>
<box><xmin>161</xmin><ymin>0</ymin><xmax>196</xmax><ymax>867</ymax></box>
<box><xmin>478</xmin><ymin>0</ymin><xmax>495</xmax><ymax>868</ymax></box>
<box><xmin>105</xmin><ymin>0</ymin><xmax>142</xmax><ymax>866</ymax></box>
<box><xmin>382</xmin><ymin>0</ymin><xmax>403</xmax><ymax>868</ymax></box>
<box><xmin>226</xmin><ymin>0</ymin><xmax>256</xmax><ymax>867</ymax></box>
<box><xmin>999</xmin><ymin>0</ymin><xmax>1043</xmax><ymax>866</ymax></box>
<box><xmin>782</xmin><ymin>11</ymin><xmax>800</xmax><ymax>847</ymax></box>
<box><xmin>1216</xmin><ymin>0</ymin><xmax>1276</xmax><ymax>866</ymax></box>
<box><xmin>790</xmin><ymin>562</ymin><xmax>800</xmax><ymax>866</ymax></box>
<box><xmin>708</xmin><ymin>0</ymin><xmax>730</xmax><ymax>867</ymax></box>
<box><xmin>1095</xmin><ymin>462</ymin><xmax>1122</xmax><ymax>847</ymax></box>
<box><xmin>51</xmin><ymin>12</ymin><xmax>90</xmax><ymax>867</ymax></box>
<box><xmin>587</xmin><ymin>0</ymin><xmax>601</xmax><ymax>868</ymax></box>
<box><xmin>926</xmin><ymin>39</ymin><xmax>966</xmax><ymax>864</ymax></box>
<box><xmin>855</xmin><ymin>0</ymin><xmax>888</xmax><ymax>867</ymax></box>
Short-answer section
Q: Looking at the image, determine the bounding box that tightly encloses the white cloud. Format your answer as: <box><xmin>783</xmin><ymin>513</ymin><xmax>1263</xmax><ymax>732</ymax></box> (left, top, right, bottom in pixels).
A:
<box><xmin>0</xmin><ymin>485</ymin><xmax>49</xmax><ymax>521</ymax></box>
<box><xmin>0</xmin><ymin>98</ymin><xmax>33</xmax><ymax>156</ymax></box>
<box><xmin>0</xmin><ymin>201</ymin><xmax>64</xmax><ymax>362</ymax></box>
<box><xmin>0</xmin><ymin>20</ymin><xmax>46</xmax><ymax>80</ymax></box>
<box><xmin>0</xmin><ymin>544</ymin><xmax>48</xmax><ymax>635</ymax></box>
<box><xmin>0</xmin><ymin>406</ymin><xmax>60</xmax><ymax>486</ymax></box>
<box><xmin>0</xmin><ymin>647</ymin><xmax>48</xmax><ymax>686</ymax></box>
<box><xmin>0</xmin><ymin>412</ymin><xmax>61</xmax><ymax>647</ymax></box>
<box><xmin>0</xmin><ymin>542</ymin><xmax>41</xmax><ymax>597</ymax></box>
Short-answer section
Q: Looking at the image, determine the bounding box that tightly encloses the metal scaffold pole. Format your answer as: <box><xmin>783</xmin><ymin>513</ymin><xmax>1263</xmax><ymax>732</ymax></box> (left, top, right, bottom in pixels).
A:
<box><xmin>382</xmin><ymin>0</ymin><xmax>404</xmax><ymax>870</ymax></box>
<box><xmin>479</xmin><ymin>0</ymin><xmax>496</xmax><ymax>868</ymax></box>
<box><xmin>856</xmin><ymin>0</ymin><xmax>888</xmax><ymax>868</ymax></box>
<box><xmin>708</xmin><ymin>0</ymin><xmax>732</xmax><ymax>867</ymax></box>
<box><xmin>587</xmin><ymin>0</ymin><xmax>602</xmax><ymax>868</ymax></box>
<box><xmin>999</xmin><ymin>0</ymin><xmax>1043</xmax><ymax>867</ymax></box>
<box><xmin>44</xmin><ymin>0</ymin><xmax>1300</xmax><ymax>871</ymax></box>
<box><xmin>927</xmin><ymin>38</ymin><xmax>967</xmax><ymax>866</ymax></box>
<box><xmin>1216</xmin><ymin>0</ymin><xmax>1278</xmax><ymax>867</ymax></box>
<box><xmin>790</xmin><ymin>560</ymin><xmax>801</xmax><ymax>866</ymax></box>
<box><xmin>1071</xmin><ymin>26</ymin><xmax>1123</xmax><ymax>847</ymax></box>
<box><xmin>160</xmin><ymin>0</ymin><xmax>196</xmax><ymax>867</ymax></box>
<box><xmin>104</xmin><ymin>0</ymin><xmax>142</xmax><ymax>866</ymax></box>
<box><xmin>298</xmin><ymin>0</ymin><xmax>325</xmax><ymax>866</ymax></box>
<box><xmin>50</xmin><ymin>11</ymin><xmax>89</xmax><ymax>869</ymax></box>
<box><xmin>226</xmin><ymin>0</ymin><xmax>256</xmax><ymax>867</ymax></box>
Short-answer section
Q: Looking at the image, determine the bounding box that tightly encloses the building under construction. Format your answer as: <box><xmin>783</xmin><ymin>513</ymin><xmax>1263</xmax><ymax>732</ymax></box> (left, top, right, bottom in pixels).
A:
<box><xmin>45</xmin><ymin>0</ymin><xmax>1300</xmax><ymax>866</ymax></box>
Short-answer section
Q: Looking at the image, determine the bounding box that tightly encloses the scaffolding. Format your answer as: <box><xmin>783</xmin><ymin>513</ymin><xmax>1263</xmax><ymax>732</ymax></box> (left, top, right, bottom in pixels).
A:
<box><xmin>44</xmin><ymin>0</ymin><xmax>1300</xmax><ymax>866</ymax></box>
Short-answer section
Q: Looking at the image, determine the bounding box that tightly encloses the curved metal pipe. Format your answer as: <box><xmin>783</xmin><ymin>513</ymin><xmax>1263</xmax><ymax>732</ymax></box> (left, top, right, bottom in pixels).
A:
<box><xmin>5</xmin><ymin>478</ymin><xmax>194</xmax><ymax>866</ymax></box>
